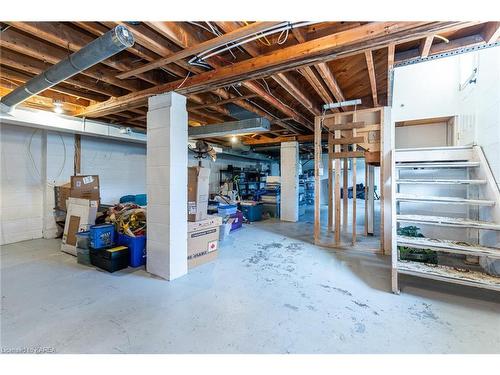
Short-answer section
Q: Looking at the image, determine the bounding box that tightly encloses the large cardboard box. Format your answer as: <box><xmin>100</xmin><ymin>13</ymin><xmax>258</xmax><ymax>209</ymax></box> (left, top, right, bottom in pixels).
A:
<box><xmin>187</xmin><ymin>166</ymin><xmax>210</xmax><ymax>222</ymax></box>
<box><xmin>187</xmin><ymin>215</ymin><xmax>221</xmax><ymax>269</ymax></box>
<box><xmin>61</xmin><ymin>198</ymin><xmax>98</xmax><ymax>256</ymax></box>
<box><xmin>54</xmin><ymin>183</ymin><xmax>72</xmax><ymax>211</ymax></box>
<box><xmin>70</xmin><ymin>175</ymin><xmax>100</xmax><ymax>202</ymax></box>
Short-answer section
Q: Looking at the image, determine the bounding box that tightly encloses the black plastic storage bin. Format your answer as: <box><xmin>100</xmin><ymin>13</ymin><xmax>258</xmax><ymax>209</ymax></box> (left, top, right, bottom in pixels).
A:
<box><xmin>90</xmin><ymin>246</ymin><xmax>129</xmax><ymax>273</ymax></box>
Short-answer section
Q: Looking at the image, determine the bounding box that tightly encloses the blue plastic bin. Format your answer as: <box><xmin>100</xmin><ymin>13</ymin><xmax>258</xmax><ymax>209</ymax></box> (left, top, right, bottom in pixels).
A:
<box><xmin>135</xmin><ymin>194</ymin><xmax>147</xmax><ymax>206</ymax></box>
<box><xmin>118</xmin><ymin>233</ymin><xmax>146</xmax><ymax>267</ymax></box>
<box><xmin>241</xmin><ymin>204</ymin><xmax>263</xmax><ymax>222</ymax></box>
<box><xmin>218</xmin><ymin>204</ymin><xmax>237</xmax><ymax>216</ymax></box>
<box><xmin>89</xmin><ymin>224</ymin><xmax>115</xmax><ymax>249</ymax></box>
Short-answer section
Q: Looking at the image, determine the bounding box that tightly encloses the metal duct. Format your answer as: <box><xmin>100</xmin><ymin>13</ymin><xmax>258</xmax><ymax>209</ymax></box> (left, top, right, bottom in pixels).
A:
<box><xmin>188</xmin><ymin>118</ymin><xmax>270</xmax><ymax>139</ymax></box>
<box><xmin>0</xmin><ymin>25</ymin><xmax>134</xmax><ymax>112</ymax></box>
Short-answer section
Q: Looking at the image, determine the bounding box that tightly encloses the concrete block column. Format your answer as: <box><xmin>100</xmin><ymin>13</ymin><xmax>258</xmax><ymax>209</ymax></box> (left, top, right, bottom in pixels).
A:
<box><xmin>146</xmin><ymin>92</ymin><xmax>188</xmax><ymax>280</ymax></box>
<box><xmin>280</xmin><ymin>141</ymin><xmax>299</xmax><ymax>222</ymax></box>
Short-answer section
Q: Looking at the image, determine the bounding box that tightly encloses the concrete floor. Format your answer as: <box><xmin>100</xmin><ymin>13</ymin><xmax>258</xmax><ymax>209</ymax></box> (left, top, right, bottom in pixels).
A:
<box><xmin>1</xmin><ymin>217</ymin><xmax>500</xmax><ymax>354</ymax></box>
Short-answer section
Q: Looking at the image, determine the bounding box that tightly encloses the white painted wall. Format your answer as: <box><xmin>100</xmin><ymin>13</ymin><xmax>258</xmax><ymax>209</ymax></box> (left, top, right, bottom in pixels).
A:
<box><xmin>395</xmin><ymin>123</ymin><xmax>450</xmax><ymax>149</ymax></box>
<box><xmin>1</xmin><ymin>122</ymin><xmax>272</xmax><ymax>245</ymax></box>
<box><xmin>0</xmin><ymin>123</ymin><xmax>148</xmax><ymax>245</ymax></box>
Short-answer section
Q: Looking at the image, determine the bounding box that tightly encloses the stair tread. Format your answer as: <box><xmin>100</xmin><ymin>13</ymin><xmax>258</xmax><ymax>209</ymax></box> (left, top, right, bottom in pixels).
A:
<box><xmin>397</xmin><ymin>214</ymin><xmax>500</xmax><ymax>230</ymax></box>
<box><xmin>396</xmin><ymin>146</ymin><xmax>473</xmax><ymax>152</ymax></box>
<box><xmin>396</xmin><ymin>161</ymin><xmax>480</xmax><ymax>168</ymax></box>
<box><xmin>397</xmin><ymin>235</ymin><xmax>500</xmax><ymax>258</ymax></box>
<box><xmin>396</xmin><ymin>193</ymin><xmax>495</xmax><ymax>206</ymax></box>
<box><xmin>396</xmin><ymin>179</ymin><xmax>487</xmax><ymax>185</ymax></box>
<box><xmin>397</xmin><ymin>261</ymin><xmax>500</xmax><ymax>291</ymax></box>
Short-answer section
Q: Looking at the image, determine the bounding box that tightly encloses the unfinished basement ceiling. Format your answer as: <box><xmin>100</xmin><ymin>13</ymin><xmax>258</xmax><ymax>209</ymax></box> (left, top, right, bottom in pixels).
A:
<box><xmin>0</xmin><ymin>21</ymin><xmax>498</xmax><ymax>146</ymax></box>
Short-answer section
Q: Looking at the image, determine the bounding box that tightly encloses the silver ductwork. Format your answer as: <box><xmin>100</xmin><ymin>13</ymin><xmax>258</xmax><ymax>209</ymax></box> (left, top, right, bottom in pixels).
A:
<box><xmin>0</xmin><ymin>25</ymin><xmax>134</xmax><ymax>113</ymax></box>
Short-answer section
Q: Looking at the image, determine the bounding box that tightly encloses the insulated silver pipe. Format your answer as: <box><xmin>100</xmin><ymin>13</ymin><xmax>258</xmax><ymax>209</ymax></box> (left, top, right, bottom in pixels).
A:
<box><xmin>0</xmin><ymin>25</ymin><xmax>134</xmax><ymax>113</ymax></box>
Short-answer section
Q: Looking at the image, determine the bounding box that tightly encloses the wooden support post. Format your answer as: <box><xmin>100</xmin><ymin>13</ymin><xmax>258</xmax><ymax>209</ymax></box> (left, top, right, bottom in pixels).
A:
<box><xmin>364</xmin><ymin>162</ymin><xmax>368</xmax><ymax>236</ymax></box>
<box><xmin>352</xmin><ymin>116</ymin><xmax>358</xmax><ymax>246</ymax></box>
<box><xmin>367</xmin><ymin>164</ymin><xmax>375</xmax><ymax>235</ymax></box>
<box><xmin>334</xmin><ymin>129</ymin><xmax>341</xmax><ymax>246</ymax></box>
<box><xmin>328</xmin><ymin>132</ymin><xmax>333</xmax><ymax>231</ymax></box>
<box><xmin>74</xmin><ymin>134</ymin><xmax>81</xmax><ymax>175</ymax></box>
<box><xmin>314</xmin><ymin>116</ymin><xmax>322</xmax><ymax>244</ymax></box>
<box><xmin>343</xmin><ymin>146</ymin><xmax>348</xmax><ymax>229</ymax></box>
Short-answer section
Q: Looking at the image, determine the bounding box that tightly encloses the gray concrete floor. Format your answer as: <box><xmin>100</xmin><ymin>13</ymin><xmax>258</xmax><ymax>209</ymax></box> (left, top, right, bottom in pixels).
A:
<box><xmin>1</xmin><ymin>217</ymin><xmax>500</xmax><ymax>354</ymax></box>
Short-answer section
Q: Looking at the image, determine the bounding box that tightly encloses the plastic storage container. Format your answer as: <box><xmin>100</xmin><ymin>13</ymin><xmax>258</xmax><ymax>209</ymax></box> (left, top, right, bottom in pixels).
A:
<box><xmin>218</xmin><ymin>204</ymin><xmax>237</xmax><ymax>216</ymax></box>
<box><xmin>118</xmin><ymin>233</ymin><xmax>146</xmax><ymax>267</ymax></box>
<box><xmin>75</xmin><ymin>231</ymin><xmax>90</xmax><ymax>250</ymax></box>
<box><xmin>89</xmin><ymin>224</ymin><xmax>115</xmax><ymax>250</ymax></box>
<box><xmin>77</xmin><ymin>247</ymin><xmax>91</xmax><ymax>266</ymax></box>
<box><xmin>240</xmin><ymin>203</ymin><xmax>263</xmax><ymax>222</ymax></box>
<box><xmin>90</xmin><ymin>246</ymin><xmax>129</xmax><ymax>273</ymax></box>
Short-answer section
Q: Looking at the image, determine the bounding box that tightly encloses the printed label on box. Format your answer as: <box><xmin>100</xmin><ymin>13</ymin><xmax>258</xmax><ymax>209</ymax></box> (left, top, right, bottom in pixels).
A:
<box><xmin>82</xmin><ymin>176</ymin><xmax>94</xmax><ymax>184</ymax></box>
<box><xmin>188</xmin><ymin>201</ymin><xmax>197</xmax><ymax>214</ymax></box>
<box><xmin>76</xmin><ymin>181</ymin><xmax>82</xmax><ymax>187</ymax></box>
<box><xmin>207</xmin><ymin>240</ymin><xmax>218</xmax><ymax>252</ymax></box>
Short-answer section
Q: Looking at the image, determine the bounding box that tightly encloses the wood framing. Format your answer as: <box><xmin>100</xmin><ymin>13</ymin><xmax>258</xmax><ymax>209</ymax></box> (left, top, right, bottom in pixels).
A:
<box><xmin>314</xmin><ymin>107</ymin><xmax>388</xmax><ymax>253</ymax></box>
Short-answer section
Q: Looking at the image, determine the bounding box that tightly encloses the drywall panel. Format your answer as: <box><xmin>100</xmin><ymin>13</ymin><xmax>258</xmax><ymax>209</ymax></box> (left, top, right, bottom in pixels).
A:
<box><xmin>396</xmin><ymin>123</ymin><xmax>449</xmax><ymax>149</ymax></box>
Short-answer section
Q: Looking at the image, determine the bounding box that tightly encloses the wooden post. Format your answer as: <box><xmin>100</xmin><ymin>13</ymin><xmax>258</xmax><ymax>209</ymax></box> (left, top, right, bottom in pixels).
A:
<box><xmin>367</xmin><ymin>164</ymin><xmax>375</xmax><ymax>235</ymax></box>
<box><xmin>352</xmin><ymin>114</ymin><xmax>358</xmax><ymax>245</ymax></box>
<box><xmin>343</xmin><ymin>146</ymin><xmax>348</xmax><ymax>229</ymax></box>
<box><xmin>334</xmin><ymin>128</ymin><xmax>341</xmax><ymax>246</ymax></box>
<box><xmin>314</xmin><ymin>117</ymin><xmax>322</xmax><ymax>244</ymax></box>
<box><xmin>327</xmin><ymin>132</ymin><xmax>333</xmax><ymax>231</ymax></box>
<box><xmin>74</xmin><ymin>133</ymin><xmax>81</xmax><ymax>175</ymax></box>
<box><xmin>364</xmin><ymin>162</ymin><xmax>368</xmax><ymax>236</ymax></box>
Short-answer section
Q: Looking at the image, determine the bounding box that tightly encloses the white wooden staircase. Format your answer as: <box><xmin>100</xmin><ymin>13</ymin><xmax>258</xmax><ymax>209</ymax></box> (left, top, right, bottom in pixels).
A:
<box><xmin>391</xmin><ymin>145</ymin><xmax>500</xmax><ymax>293</ymax></box>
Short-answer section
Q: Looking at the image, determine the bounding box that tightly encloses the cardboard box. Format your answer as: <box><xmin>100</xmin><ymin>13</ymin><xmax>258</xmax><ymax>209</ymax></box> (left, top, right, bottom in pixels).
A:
<box><xmin>61</xmin><ymin>198</ymin><xmax>98</xmax><ymax>256</ymax></box>
<box><xmin>187</xmin><ymin>215</ymin><xmax>221</xmax><ymax>269</ymax></box>
<box><xmin>187</xmin><ymin>167</ymin><xmax>210</xmax><ymax>222</ymax></box>
<box><xmin>70</xmin><ymin>175</ymin><xmax>100</xmax><ymax>202</ymax></box>
<box><xmin>54</xmin><ymin>183</ymin><xmax>72</xmax><ymax>211</ymax></box>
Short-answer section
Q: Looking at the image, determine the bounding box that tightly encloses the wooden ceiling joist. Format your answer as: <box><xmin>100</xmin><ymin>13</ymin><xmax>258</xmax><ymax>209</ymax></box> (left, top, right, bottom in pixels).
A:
<box><xmin>315</xmin><ymin>62</ymin><xmax>345</xmax><ymax>103</ymax></box>
<box><xmin>387</xmin><ymin>43</ymin><xmax>395</xmax><ymax>106</ymax></box>
<box><xmin>364</xmin><ymin>50</ymin><xmax>378</xmax><ymax>107</ymax></box>
<box><xmin>481</xmin><ymin>22</ymin><xmax>500</xmax><ymax>44</ymax></box>
<box><xmin>82</xmin><ymin>21</ymin><xmax>467</xmax><ymax>118</ymax></box>
<box><xmin>298</xmin><ymin>66</ymin><xmax>334</xmax><ymax>104</ymax></box>
<box><xmin>118</xmin><ymin>22</ymin><xmax>281</xmax><ymax>79</ymax></box>
<box><xmin>0</xmin><ymin>47</ymin><xmax>125</xmax><ymax>98</ymax></box>
<box><xmin>272</xmin><ymin>73</ymin><xmax>321</xmax><ymax>116</ymax></box>
<box><xmin>419</xmin><ymin>35</ymin><xmax>434</xmax><ymax>58</ymax></box>
<box><xmin>8</xmin><ymin>22</ymin><xmax>157</xmax><ymax>88</ymax></box>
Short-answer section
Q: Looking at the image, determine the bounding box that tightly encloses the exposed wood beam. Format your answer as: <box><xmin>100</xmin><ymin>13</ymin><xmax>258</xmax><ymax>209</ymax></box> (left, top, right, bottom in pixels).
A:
<box><xmin>243</xmin><ymin>133</ymin><xmax>328</xmax><ymax>145</ymax></box>
<box><xmin>73</xmin><ymin>21</ymin><xmax>188</xmax><ymax>80</ymax></box>
<box><xmin>189</xmin><ymin>94</ymin><xmax>258</xmax><ymax>110</ymax></box>
<box><xmin>215</xmin><ymin>21</ymin><xmax>315</xmax><ymax>130</ymax></box>
<box><xmin>0</xmin><ymin>85</ymin><xmax>84</xmax><ymax>115</ymax></box>
<box><xmin>0</xmin><ymin>47</ymin><xmax>125</xmax><ymax>98</ymax></box>
<box><xmin>118</xmin><ymin>22</ymin><xmax>281</xmax><ymax>79</ymax></box>
<box><xmin>481</xmin><ymin>22</ymin><xmax>500</xmax><ymax>44</ymax></box>
<box><xmin>364</xmin><ymin>50</ymin><xmax>378</xmax><ymax>107</ymax></box>
<box><xmin>8</xmin><ymin>22</ymin><xmax>156</xmax><ymax>87</ymax></box>
<box><xmin>395</xmin><ymin>33</ymin><xmax>485</xmax><ymax>62</ymax></box>
<box><xmin>315</xmin><ymin>63</ymin><xmax>345</xmax><ymax>103</ymax></box>
<box><xmin>0</xmin><ymin>65</ymin><xmax>104</xmax><ymax>103</ymax></box>
<box><xmin>298</xmin><ymin>66</ymin><xmax>334</xmax><ymax>104</ymax></box>
<box><xmin>0</xmin><ymin>27</ymin><xmax>138</xmax><ymax>93</ymax></box>
<box><xmin>242</xmin><ymin>81</ymin><xmax>313</xmax><ymax>130</ymax></box>
<box><xmin>387</xmin><ymin>43</ymin><xmax>395</xmax><ymax>106</ymax></box>
<box><xmin>80</xmin><ymin>22</ymin><xmax>472</xmax><ymax>117</ymax></box>
<box><xmin>419</xmin><ymin>35</ymin><xmax>434</xmax><ymax>58</ymax></box>
<box><xmin>272</xmin><ymin>73</ymin><xmax>321</xmax><ymax>116</ymax></box>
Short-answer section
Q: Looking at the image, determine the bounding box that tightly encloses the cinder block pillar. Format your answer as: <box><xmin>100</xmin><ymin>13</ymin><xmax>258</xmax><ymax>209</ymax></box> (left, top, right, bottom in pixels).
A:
<box><xmin>146</xmin><ymin>92</ymin><xmax>188</xmax><ymax>280</ymax></box>
<box><xmin>280</xmin><ymin>141</ymin><xmax>299</xmax><ymax>222</ymax></box>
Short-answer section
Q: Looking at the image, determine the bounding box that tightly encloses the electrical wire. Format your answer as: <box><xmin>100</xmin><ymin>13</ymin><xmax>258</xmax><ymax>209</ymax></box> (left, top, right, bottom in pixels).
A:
<box><xmin>176</xmin><ymin>71</ymin><xmax>191</xmax><ymax>89</ymax></box>
<box><xmin>277</xmin><ymin>23</ymin><xmax>290</xmax><ymax>45</ymax></box>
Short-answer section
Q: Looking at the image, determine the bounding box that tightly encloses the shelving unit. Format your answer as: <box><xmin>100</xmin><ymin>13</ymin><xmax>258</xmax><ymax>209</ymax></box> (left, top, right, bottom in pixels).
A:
<box><xmin>392</xmin><ymin>146</ymin><xmax>500</xmax><ymax>293</ymax></box>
